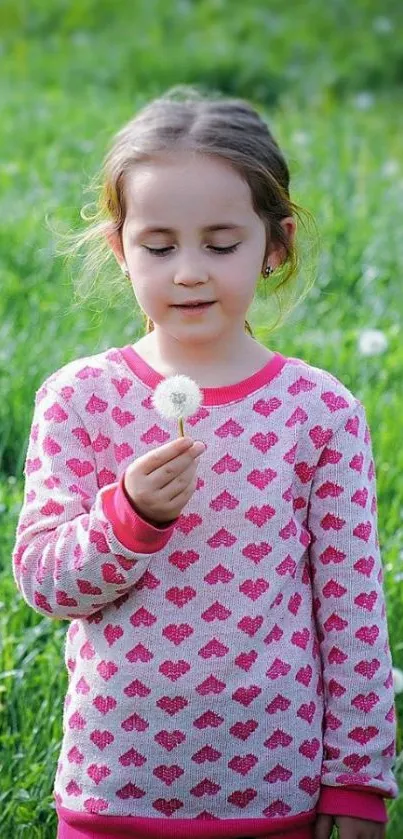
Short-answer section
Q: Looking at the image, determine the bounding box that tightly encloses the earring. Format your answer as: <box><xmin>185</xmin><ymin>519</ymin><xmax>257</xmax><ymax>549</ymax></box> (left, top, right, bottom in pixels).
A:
<box><xmin>264</xmin><ymin>264</ymin><xmax>274</xmax><ymax>277</ymax></box>
<box><xmin>121</xmin><ymin>263</ymin><xmax>130</xmax><ymax>278</ymax></box>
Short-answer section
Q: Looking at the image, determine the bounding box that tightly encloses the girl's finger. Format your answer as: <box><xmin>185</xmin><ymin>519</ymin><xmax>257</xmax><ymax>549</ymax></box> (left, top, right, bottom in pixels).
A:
<box><xmin>163</xmin><ymin>462</ymin><xmax>197</xmax><ymax>502</ymax></box>
<box><xmin>314</xmin><ymin>814</ymin><xmax>334</xmax><ymax>839</ymax></box>
<box><xmin>152</xmin><ymin>449</ymin><xmax>200</xmax><ymax>490</ymax></box>
<box><xmin>142</xmin><ymin>436</ymin><xmax>194</xmax><ymax>475</ymax></box>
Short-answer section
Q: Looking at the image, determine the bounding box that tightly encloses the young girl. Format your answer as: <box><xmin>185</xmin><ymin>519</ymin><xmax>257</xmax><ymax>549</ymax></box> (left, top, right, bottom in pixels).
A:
<box><xmin>12</xmin><ymin>87</ymin><xmax>397</xmax><ymax>839</ymax></box>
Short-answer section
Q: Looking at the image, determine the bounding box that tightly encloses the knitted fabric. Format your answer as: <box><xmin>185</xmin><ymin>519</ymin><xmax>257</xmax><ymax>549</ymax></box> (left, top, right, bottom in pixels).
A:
<box><xmin>12</xmin><ymin>346</ymin><xmax>397</xmax><ymax>837</ymax></box>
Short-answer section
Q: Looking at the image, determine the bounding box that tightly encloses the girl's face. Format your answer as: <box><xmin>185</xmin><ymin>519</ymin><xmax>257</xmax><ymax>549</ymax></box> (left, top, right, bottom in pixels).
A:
<box><xmin>112</xmin><ymin>151</ymin><xmax>291</xmax><ymax>345</ymax></box>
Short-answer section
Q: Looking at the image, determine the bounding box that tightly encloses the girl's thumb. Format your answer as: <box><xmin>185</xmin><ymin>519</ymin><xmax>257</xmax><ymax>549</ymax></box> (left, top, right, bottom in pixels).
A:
<box><xmin>314</xmin><ymin>813</ymin><xmax>334</xmax><ymax>839</ymax></box>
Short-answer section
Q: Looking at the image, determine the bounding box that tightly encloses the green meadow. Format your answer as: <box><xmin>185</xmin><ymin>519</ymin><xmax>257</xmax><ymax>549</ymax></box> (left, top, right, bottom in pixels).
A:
<box><xmin>1</xmin><ymin>1</ymin><xmax>403</xmax><ymax>836</ymax></box>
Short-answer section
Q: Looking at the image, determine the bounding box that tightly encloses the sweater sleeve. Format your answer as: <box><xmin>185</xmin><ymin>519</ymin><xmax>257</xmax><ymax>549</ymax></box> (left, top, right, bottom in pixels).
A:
<box><xmin>12</xmin><ymin>382</ymin><xmax>177</xmax><ymax>621</ymax></box>
<box><xmin>306</xmin><ymin>399</ymin><xmax>398</xmax><ymax>822</ymax></box>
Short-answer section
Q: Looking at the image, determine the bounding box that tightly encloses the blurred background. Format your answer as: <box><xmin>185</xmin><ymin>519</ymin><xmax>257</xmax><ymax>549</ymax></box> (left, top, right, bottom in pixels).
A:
<box><xmin>0</xmin><ymin>1</ymin><xmax>402</xmax><ymax>835</ymax></box>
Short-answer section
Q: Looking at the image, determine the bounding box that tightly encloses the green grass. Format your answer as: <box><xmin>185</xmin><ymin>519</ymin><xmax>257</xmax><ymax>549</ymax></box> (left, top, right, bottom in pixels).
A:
<box><xmin>1</xmin><ymin>1</ymin><xmax>403</xmax><ymax>836</ymax></box>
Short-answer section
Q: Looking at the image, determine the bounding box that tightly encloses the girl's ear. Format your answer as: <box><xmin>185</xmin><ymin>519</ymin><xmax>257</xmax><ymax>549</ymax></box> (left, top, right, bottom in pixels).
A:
<box><xmin>280</xmin><ymin>216</ymin><xmax>297</xmax><ymax>245</ymax></box>
<box><xmin>105</xmin><ymin>228</ymin><xmax>125</xmax><ymax>268</ymax></box>
<box><xmin>268</xmin><ymin>216</ymin><xmax>297</xmax><ymax>268</ymax></box>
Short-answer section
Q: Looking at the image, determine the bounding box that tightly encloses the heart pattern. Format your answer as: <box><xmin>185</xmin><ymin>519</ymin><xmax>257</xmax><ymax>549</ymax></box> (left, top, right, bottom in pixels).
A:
<box><xmin>153</xmin><ymin>764</ymin><xmax>184</xmax><ymax>786</ymax></box>
<box><xmin>192</xmin><ymin>745</ymin><xmax>222</xmax><ymax>762</ymax></box>
<box><xmin>14</xmin><ymin>346</ymin><xmax>396</xmax><ymax>820</ymax></box>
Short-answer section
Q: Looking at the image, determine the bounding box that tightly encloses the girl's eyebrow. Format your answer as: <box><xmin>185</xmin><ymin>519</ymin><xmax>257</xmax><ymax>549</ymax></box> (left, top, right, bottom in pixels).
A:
<box><xmin>134</xmin><ymin>223</ymin><xmax>244</xmax><ymax>236</ymax></box>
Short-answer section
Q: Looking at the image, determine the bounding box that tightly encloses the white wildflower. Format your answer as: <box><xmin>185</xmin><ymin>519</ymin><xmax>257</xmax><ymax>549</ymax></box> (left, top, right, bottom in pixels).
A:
<box><xmin>1</xmin><ymin>162</ymin><xmax>20</xmax><ymax>175</ymax></box>
<box><xmin>382</xmin><ymin>160</ymin><xmax>399</xmax><ymax>178</ymax></box>
<box><xmin>353</xmin><ymin>92</ymin><xmax>375</xmax><ymax>110</ymax></box>
<box><xmin>373</xmin><ymin>16</ymin><xmax>393</xmax><ymax>34</ymax></box>
<box><xmin>152</xmin><ymin>375</ymin><xmax>202</xmax><ymax>436</ymax></box>
<box><xmin>362</xmin><ymin>266</ymin><xmax>379</xmax><ymax>284</ymax></box>
<box><xmin>393</xmin><ymin>668</ymin><xmax>403</xmax><ymax>695</ymax></box>
<box><xmin>357</xmin><ymin>328</ymin><xmax>388</xmax><ymax>357</ymax></box>
<box><xmin>292</xmin><ymin>131</ymin><xmax>309</xmax><ymax>146</ymax></box>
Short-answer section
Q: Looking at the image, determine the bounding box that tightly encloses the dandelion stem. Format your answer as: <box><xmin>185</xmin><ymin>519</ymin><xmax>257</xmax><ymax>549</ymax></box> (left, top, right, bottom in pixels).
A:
<box><xmin>178</xmin><ymin>417</ymin><xmax>184</xmax><ymax>437</ymax></box>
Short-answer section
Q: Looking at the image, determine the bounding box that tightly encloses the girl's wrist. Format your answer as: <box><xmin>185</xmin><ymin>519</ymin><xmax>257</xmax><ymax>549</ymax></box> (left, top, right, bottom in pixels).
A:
<box><xmin>123</xmin><ymin>485</ymin><xmax>174</xmax><ymax>529</ymax></box>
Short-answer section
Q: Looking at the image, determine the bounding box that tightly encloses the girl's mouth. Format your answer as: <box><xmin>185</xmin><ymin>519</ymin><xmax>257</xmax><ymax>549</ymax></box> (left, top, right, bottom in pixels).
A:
<box><xmin>172</xmin><ymin>302</ymin><xmax>216</xmax><ymax>312</ymax></box>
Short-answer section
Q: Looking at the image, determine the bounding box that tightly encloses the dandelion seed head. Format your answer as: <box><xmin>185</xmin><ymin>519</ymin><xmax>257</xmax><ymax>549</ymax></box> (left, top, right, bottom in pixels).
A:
<box><xmin>393</xmin><ymin>668</ymin><xmax>403</xmax><ymax>695</ymax></box>
<box><xmin>357</xmin><ymin>328</ymin><xmax>388</xmax><ymax>357</ymax></box>
<box><xmin>152</xmin><ymin>375</ymin><xmax>202</xmax><ymax>420</ymax></box>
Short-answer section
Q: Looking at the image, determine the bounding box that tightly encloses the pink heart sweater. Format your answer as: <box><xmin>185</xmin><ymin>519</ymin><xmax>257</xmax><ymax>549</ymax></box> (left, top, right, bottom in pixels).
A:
<box><xmin>12</xmin><ymin>345</ymin><xmax>397</xmax><ymax>839</ymax></box>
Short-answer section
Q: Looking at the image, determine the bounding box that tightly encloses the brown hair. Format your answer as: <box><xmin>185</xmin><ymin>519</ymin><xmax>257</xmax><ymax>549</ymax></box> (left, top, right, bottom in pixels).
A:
<box><xmin>65</xmin><ymin>84</ymin><xmax>317</xmax><ymax>334</ymax></box>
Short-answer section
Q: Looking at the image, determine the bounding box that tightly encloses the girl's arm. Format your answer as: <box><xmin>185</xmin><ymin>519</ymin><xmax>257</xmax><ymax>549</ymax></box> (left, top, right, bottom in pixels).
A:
<box><xmin>12</xmin><ymin>380</ymin><xmax>177</xmax><ymax>620</ymax></box>
<box><xmin>307</xmin><ymin>399</ymin><xmax>398</xmax><ymax>823</ymax></box>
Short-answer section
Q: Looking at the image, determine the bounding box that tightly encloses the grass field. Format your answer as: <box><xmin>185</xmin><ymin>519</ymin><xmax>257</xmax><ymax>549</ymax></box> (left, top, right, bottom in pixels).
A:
<box><xmin>1</xmin><ymin>1</ymin><xmax>403</xmax><ymax>836</ymax></box>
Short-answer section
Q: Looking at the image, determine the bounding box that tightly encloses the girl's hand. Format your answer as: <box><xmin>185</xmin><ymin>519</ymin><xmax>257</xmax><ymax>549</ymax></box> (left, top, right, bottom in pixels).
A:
<box><xmin>315</xmin><ymin>813</ymin><xmax>386</xmax><ymax>839</ymax></box>
<box><xmin>123</xmin><ymin>436</ymin><xmax>205</xmax><ymax>525</ymax></box>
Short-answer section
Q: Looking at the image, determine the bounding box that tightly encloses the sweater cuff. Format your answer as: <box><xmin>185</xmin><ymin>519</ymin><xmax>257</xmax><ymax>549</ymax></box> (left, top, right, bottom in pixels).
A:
<box><xmin>101</xmin><ymin>474</ymin><xmax>177</xmax><ymax>553</ymax></box>
<box><xmin>317</xmin><ymin>786</ymin><xmax>388</xmax><ymax>823</ymax></box>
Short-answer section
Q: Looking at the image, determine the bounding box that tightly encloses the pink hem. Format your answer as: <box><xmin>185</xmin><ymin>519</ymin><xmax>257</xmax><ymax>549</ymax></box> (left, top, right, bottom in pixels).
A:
<box><xmin>56</xmin><ymin>805</ymin><xmax>315</xmax><ymax>838</ymax></box>
<box><xmin>119</xmin><ymin>346</ymin><xmax>287</xmax><ymax>406</ymax></box>
<box><xmin>317</xmin><ymin>787</ymin><xmax>388</xmax><ymax>823</ymax></box>
<box><xmin>101</xmin><ymin>476</ymin><xmax>176</xmax><ymax>553</ymax></box>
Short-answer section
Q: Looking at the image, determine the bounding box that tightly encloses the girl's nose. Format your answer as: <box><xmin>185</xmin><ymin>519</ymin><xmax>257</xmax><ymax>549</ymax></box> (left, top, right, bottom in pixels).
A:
<box><xmin>173</xmin><ymin>269</ymin><xmax>210</xmax><ymax>285</ymax></box>
<box><xmin>173</xmin><ymin>252</ymin><xmax>210</xmax><ymax>285</ymax></box>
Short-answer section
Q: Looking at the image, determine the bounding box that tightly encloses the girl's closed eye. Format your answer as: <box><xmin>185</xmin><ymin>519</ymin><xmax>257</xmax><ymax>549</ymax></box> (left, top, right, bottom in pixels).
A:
<box><xmin>143</xmin><ymin>243</ymin><xmax>241</xmax><ymax>257</ymax></box>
